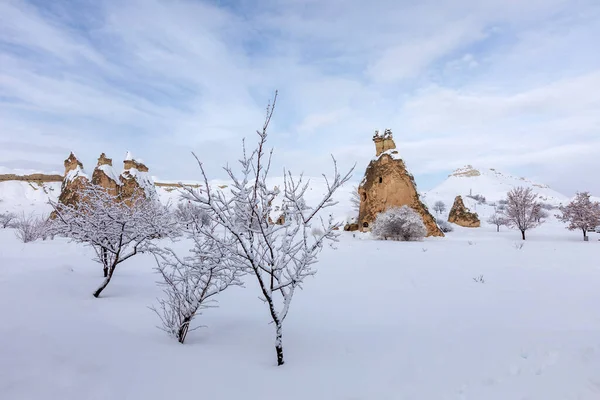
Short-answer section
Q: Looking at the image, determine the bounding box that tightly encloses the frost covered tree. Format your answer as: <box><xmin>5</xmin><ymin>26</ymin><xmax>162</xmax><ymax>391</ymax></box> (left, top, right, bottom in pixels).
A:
<box><xmin>150</xmin><ymin>223</ymin><xmax>241</xmax><ymax>343</ymax></box>
<box><xmin>433</xmin><ymin>201</ymin><xmax>446</xmax><ymax>215</ymax></box>
<box><xmin>487</xmin><ymin>210</ymin><xmax>507</xmax><ymax>232</ymax></box>
<box><xmin>557</xmin><ymin>191</ymin><xmax>600</xmax><ymax>240</ymax></box>
<box><xmin>50</xmin><ymin>184</ymin><xmax>177</xmax><ymax>297</ymax></box>
<box><xmin>504</xmin><ymin>187</ymin><xmax>543</xmax><ymax>240</ymax></box>
<box><xmin>179</xmin><ymin>92</ymin><xmax>353</xmax><ymax>365</ymax></box>
<box><xmin>371</xmin><ymin>206</ymin><xmax>427</xmax><ymax>241</ymax></box>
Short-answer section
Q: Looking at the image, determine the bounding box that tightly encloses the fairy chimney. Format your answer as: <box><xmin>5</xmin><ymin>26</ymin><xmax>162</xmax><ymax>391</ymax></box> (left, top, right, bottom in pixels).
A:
<box><xmin>120</xmin><ymin>151</ymin><xmax>156</xmax><ymax>204</ymax></box>
<box><xmin>57</xmin><ymin>152</ymin><xmax>89</xmax><ymax>208</ymax></box>
<box><xmin>358</xmin><ymin>130</ymin><xmax>443</xmax><ymax>237</ymax></box>
<box><xmin>448</xmin><ymin>196</ymin><xmax>480</xmax><ymax>227</ymax></box>
<box><xmin>91</xmin><ymin>153</ymin><xmax>121</xmax><ymax>197</ymax></box>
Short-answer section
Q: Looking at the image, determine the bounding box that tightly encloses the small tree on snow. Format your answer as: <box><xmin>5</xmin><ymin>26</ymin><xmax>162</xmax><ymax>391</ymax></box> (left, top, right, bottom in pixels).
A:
<box><xmin>371</xmin><ymin>206</ymin><xmax>427</xmax><ymax>241</ymax></box>
<box><xmin>504</xmin><ymin>186</ymin><xmax>543</xmax><ymax>240</ymax></box>
<box><xmin>150</xmin><ymin>223</ymin><xmax>241</xmax><ymax>343</ymax></box>
<box><xmin>50</xmin><ymin>185</ymin><xmax>177</xmax><ymax>298</ymax></box>
<box><xmin>179</xmin><ymin>91</ymin><xmax>353</xmax><ymax>365</ymax></box>
<box><xmin>487</xmin><ymin>211</ymin><xmax>507</xmax><ymax>232</ymax></box>
<box><xmin>557</xmin><ymin>191</ymin><xmax>600</xmax><ymax>240</ymax></box>
<box><xmin>433</xmin><ymin>201</ymin><xmax>446</xmax><ymax>215</ymax></box>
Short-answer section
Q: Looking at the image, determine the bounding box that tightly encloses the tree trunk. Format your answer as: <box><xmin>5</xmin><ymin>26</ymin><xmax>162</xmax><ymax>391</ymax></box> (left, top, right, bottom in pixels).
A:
<box><xmin>521</xmin><ymin>230</ymin><xmax>526</xmax><ymax>240</ymax></box>
<box><xmin>583</xmin><ymin>229</ymin><xmax>587</xmax><ymax>240</ymax></box>
<box><xmin>103</xmin><ymin>266</ymin><xmax>108</xmax><ymax>277</ymax></box>
<box><xmin>177</xmin><ymin>316</ymin><xmax>192</xmax><ymax>344</ymax></box>
<box><xmin>94</xmin><ymin>263</ymin><xmax>116</xmax><ymax>298</ymax></box>
<box><xmin>497</xmin><ymin>225</ymin><xmax>500</xmax><ymax>232</ymax></box>
<box><xmin>275</xmin><ymin>322</ymin><xmax>284</xmax><ymax>366</ymax></box>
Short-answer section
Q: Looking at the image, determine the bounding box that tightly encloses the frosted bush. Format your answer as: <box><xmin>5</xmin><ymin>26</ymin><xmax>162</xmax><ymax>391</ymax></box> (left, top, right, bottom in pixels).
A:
<box><xmin>0</xmin><ymin>212</ymin><xmax>17</xmax><ymax>228</ymax></box>
<box><xmin>436</xmin><ymin>218</ymin><xmax>454</xmax><ymax>233</ymax></box>
<box><xmin>14</xmin><ymin>213</ymin><xmax>46</xmax><ymax>243</ymax></box>
<box><xmin>371</xmin><ymin>206</ymin><xmax>427</xmax><ymax>241</ymax></box>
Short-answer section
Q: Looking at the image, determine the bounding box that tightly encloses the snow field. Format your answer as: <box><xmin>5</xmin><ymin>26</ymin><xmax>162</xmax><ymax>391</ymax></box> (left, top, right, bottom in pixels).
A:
<box><xmin>1</xmin><ymin>224</ymin><xmax>599</xmax><ymax>399</ymax></box>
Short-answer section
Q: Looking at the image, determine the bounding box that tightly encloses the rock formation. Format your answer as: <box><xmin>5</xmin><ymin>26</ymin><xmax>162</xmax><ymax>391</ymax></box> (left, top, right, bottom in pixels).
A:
<box><xmin>91</xmin><ymin>153</ymin><xmax>121</xmax><ymax>197</ymax></box>
<box><xmin>358</xmin><ymin>130</ymin><xmax>443</xmax><ymax>237</ymax></box>
<box><xmin>119</xmin><ymin>151</ymin><xmax>157</xmax><ymax>205</ymax></box>
<box><xmin>447</xmin><ymin>196</ymin><xmax>480</xmax><ymax>227</ymax></box>
<box><xmin>54</xmin><ymin>151</ymin><xmax>158</xmax><ymax>210</ymax></box>
<box><xmin>57</xmin><ymin>152</ymin><xmax>89</xmax><ymax>208</ymax></box>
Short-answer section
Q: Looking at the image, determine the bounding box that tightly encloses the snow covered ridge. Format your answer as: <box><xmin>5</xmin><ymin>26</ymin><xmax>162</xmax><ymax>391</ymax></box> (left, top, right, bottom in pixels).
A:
<box><xmin>428</xmin><ymin>165</ymin><xmax>568</xmax><ymax>206</ymax></box>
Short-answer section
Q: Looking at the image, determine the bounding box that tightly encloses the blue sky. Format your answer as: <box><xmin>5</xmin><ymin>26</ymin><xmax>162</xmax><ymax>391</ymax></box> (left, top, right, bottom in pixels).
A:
<box><xmin>1</xmin><ymin>0</ymin><xmax>599</xmax><ymax>194</ymax></box>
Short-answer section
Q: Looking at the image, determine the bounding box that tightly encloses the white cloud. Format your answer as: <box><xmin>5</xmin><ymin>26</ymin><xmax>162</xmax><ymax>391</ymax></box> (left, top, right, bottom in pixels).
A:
<box><xmin>0</xmin><ymin>0</ymin><xmax>599</xmax><ymax>195</ymax></box>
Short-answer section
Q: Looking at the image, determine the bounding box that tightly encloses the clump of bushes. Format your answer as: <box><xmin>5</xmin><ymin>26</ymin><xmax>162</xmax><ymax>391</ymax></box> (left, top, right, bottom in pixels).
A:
<box><xmin>371</xmin><ymin>206</ymin><xmax>427</xmax><ymax>241</ymax></box>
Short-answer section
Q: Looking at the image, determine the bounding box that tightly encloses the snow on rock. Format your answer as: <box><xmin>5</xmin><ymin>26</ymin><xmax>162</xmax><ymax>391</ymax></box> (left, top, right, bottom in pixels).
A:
<box><xmin>98</xmin><ymin>164</ymin><xmax>122</xmax><ymax>185</ymax></box>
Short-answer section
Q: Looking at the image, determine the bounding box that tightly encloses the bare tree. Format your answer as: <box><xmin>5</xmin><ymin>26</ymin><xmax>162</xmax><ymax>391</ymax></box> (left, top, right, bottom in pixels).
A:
<box><xmin>150</xmin><ymin>223</ymin><xmax>241</xmax><ymax>343</ymax></box>
<box><xmin>0</xmin><ymin>212</ymin><xmax>17</xmax><ymax>228</ymax></box>
<box><xmin>557</xmin><ymin>191</ymin><xmax>600</xmax><ymax>240</ymax></box>
<box><xmin>504</xmin><ymin>187</ymin><xmax>543</xmax><ymax>240</ymax></box>
<box><xmin>371</xmin><ymin>206</ymin><xmax>427</xmax><ymax>241</ymax></box>
<box><xmin>433</xmin><ymin>201</ymin><xmax>446</xmax><ymax>215</ymax></box>
<box><xmin>50</xmin><ymin>185</ymin><xmax>177</xmax><ymax>297</ymax></box>
<box><xmin>350</xmin><ymin>185</ymin><xmax>360</xmax><ymax>215</ymax></box>
<box><xmin>487</xmin><ymin>210</ymin><xmax>507</xmax><ymax>232</ymax></box>
<box><xmin>179</xmin><ymin>91</ymin><xmax>354</xmax><ymax>365</ymax></box>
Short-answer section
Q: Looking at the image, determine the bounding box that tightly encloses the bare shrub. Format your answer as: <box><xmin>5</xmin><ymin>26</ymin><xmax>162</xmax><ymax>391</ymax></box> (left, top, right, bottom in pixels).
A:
<box><xmin>174</xmin><ymin>201</ymin><xmax>210</xmax><ymax>232</ymax></box>
<box><xmin>473</xmin><ymin>275</ymin><xmax>485</xmax><ymax>283</ymax></box>
<box><xmin>0</xmin><ymin>212</ymin><xmax>17</xmax><ymax>228</ymax></box>
<box><xmin>14</xmin><ymin>213</ymin><xmax>47</xmax><ymax>243</ymax></box>
<box><xmin>436</xmin><ymin>218</ymin><xmax>454</xmax><ymax>233</ymax></box>
<box><xmin>371</xmin><ymin>206</ymin><xmax>427</xmax><ymax>241</ymax></box>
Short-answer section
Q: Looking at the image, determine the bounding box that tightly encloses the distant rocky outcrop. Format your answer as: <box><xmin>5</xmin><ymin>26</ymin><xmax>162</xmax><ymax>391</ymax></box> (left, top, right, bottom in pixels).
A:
<box><xmin>358</xmin><ymin>130</ymin><xmax>443</xmax><ymax>237</ymax></box>
<box><xmin>53</xmin><ymin>151</ymin><xmax>158</xmax><ymax>210</ymax></box>
<box><xmin>448</xmin><ymin>196</ymin><xmax>480</xmax><ymax>227</ymax></box>
<box><xmin>0</xmin><ymin>173</ymin><xmax>62</xmax><ymax>183</ymax></box>
<box><xmin>57</xmin><ymin>152</ymin><xmax>89</xmax><ymax>208</ymax></box>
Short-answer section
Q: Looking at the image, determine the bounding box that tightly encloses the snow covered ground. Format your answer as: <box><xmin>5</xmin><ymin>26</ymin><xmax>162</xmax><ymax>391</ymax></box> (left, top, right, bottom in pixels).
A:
<box><xmin>1</xmin><ymin>219</ymin><xmax>600</xmax><ymax>399</ymax></box>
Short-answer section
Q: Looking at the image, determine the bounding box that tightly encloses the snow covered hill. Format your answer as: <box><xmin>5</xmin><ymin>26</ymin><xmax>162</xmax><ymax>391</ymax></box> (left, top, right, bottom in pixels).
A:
<box><xmin>424</xmin><ymin>165</ymin><xmax>568</xmax><ymax>207</ymax></box>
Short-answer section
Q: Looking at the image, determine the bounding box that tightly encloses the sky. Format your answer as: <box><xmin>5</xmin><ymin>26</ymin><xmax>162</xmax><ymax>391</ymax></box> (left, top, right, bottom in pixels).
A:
<box><xmin>1</xmin><ymin>0</ymin><xmax>599</xmax><ymax>195</ymax></box>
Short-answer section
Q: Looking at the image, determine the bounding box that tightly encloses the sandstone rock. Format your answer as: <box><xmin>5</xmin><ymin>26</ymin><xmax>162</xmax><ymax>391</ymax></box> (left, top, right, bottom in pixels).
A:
<box><xmin>373</xmin><ymin>129</ymin><xmax>396</xmax><ymax>157</ymax></box>
<box><xmin>447</xmin><ymin>195</ymin><xmax>480</xmax><ymax>227</ymax></box>
<box><xmin>91</xmin><ymin>153</ymin><xmax>121</xmax><ymax>197</ymax></box>
<box><xmin>358</xmin><ymin>130</ymin><xmax>443</xmax><ymax>237</ymax></box>
<box><xmin>343</xmin><ymin>222</ymin><xmax>359</xmax><ymax>231</ymax></box>
<box><xmin>119</xmin><ymin>151</ymin><xmax>157</xmax><ymax>205</ymax></box>
<box><xmin>57</xmin><ymin>152</ymin><xmax>89</xmax><ymax>209</ymax></box>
